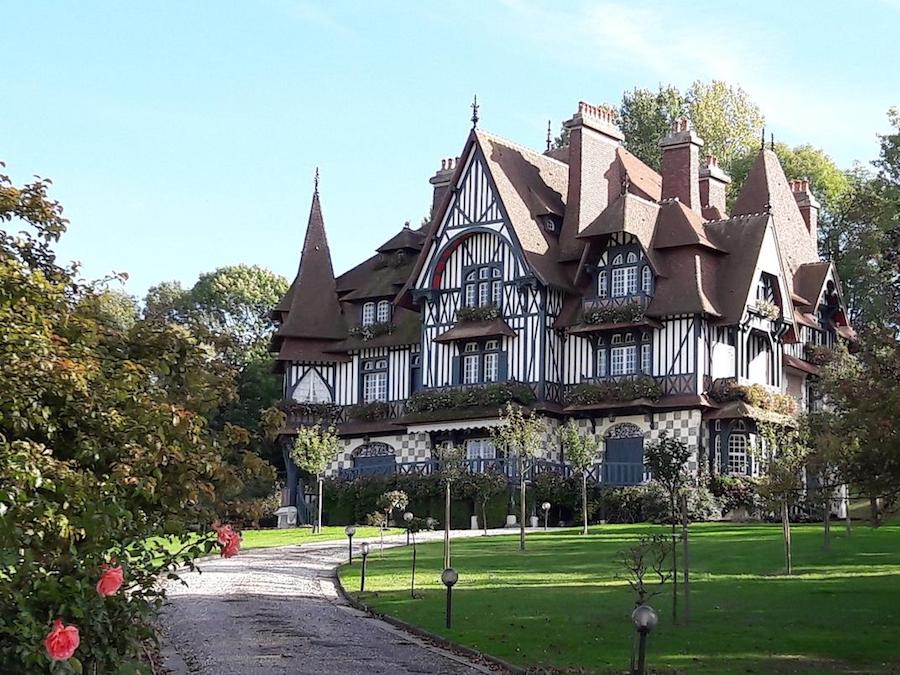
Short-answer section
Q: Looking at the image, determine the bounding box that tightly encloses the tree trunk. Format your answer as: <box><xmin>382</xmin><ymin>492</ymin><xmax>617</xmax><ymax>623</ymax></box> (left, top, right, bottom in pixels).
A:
<box><xmin>844</xmin><ymin>485</ymin><xmax>852</xmax><ymax>536</ymax></box>
<box><xmin>781</xmin><ymin>501</ymin><xmax>792</xmax><ymax>575</ymax></box>
<box><xmin>481</xmin><ymin>499</ymin><xmax>488</xmax><ymax>536</ymax></box>
<box><xmin>444</xmin><ymin>481</ymin><xmax>451</xmax><ymax>568</ymax></box>
<box><xmin>316</xmin><ymin>476</ymin><xmax>324</xmax><ymax>535</ymax></box>
<box><xmin>823</xmin><ymin>499</ymin><xmax>831</xmax><ymax>551</ymax></box>
<box><xmin>681</xmin><ymin>491</ymin><xmax>690</xmax><ymax>624</ymax></box>
<box><xmin>869</xmin><ymin>495</ymin><xmax>881</xmax><ymax>527</ymax></box>
<box><xmin>519</xmin><ymin>457</ymin><xmax>526</xmax><ymax>552</ymax></box>
<box><xmin>581</xmin><ymin>472</ymin><xmax>588</xmax><ymax>535</ymax></box>
<box><xmin>671</xmin><ymin>494</ymin><xmax>678</xmax><ymax>624</ymax></box>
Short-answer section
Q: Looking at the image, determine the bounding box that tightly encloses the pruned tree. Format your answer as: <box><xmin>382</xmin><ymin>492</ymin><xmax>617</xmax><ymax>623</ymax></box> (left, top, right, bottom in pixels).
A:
<box><xmin>644</xmin><ymin>432</ymin><xmax>691</xmax><ymax>623</ymax></box>
<box><xmin>376</xmin><ymin>490</ymin><xmax>409</xmax><ymax>556</ymax></box>
<box><xmin>290</xmin><ymin>424</ymin><xmax>339</xmax><ymax>534</ymax></box>
<box><xmin>492</xmin><ymin>403</ymin><xmax>547</xmax><ymax>551</ymax></box>
<box><xmin>558</xmin><ymin>420</ymin><xmax>600</xmax><ymax>535</ymax></box>
<box><xmin>618</xmin><ymin>534</ymin><xmax>671</xmax><ymax>606</ymax></box>
<box><xmin>756</xmin><ymin>421</ymin><xmax>810</xmax><ymax>575</ymax></box>
<box><xmin>436</xmin><ymin>445</ymin><xmax>465</xmax><ymax>568</ymax></box>
<box><xmin>806</xmin><ymin>412</ymin><xmax>850</xmax><ymax>548</ymax></box>
<box><xmin>460</xmin><ymin>470</ymin><xmax>507</xmax><ymax>535</ymax></box>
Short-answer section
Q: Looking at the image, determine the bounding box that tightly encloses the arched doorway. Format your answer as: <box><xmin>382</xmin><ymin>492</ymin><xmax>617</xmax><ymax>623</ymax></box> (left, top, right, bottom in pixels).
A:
<box><xmin>603</xmin><ymin>423</ymin><xmax>645</xmax><ymax>486</ymax></box>
<box><xmin>352</xmin><ymin>442</ymin><xmax>397</xmax><ymax>476</ymax></box>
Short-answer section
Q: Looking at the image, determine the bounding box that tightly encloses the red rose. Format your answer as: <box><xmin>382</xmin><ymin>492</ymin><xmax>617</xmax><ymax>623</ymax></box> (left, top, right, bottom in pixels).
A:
<box><xmin>44</xmin><ymin>619</ymin><xmax>80</xmax><ymax>662</ymax></box>
<box><xmin>96</xmin><ymin>564</ymin><xmax>125</xmax><ymax>597</ymax></box>
<box><xmin>221</xmin><ymin>529</ymin><xmax>241</xmax><ymax>558</ymax></box>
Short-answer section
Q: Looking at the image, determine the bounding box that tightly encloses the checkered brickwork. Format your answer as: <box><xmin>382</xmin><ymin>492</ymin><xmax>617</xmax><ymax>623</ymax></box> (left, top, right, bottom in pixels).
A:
<box><xmin>327</xmin><ymin>432</ymin><xmax>431</xmax><ymax>475</ymax></box>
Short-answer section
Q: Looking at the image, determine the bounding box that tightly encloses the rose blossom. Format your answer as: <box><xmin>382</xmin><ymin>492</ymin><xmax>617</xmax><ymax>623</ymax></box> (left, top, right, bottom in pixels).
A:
<box><xmin>44</xmin><ymin>619</ymin><xmax>80</xmax><ymax>661</ymax></box>
<box><xmin>96</xmin><ymin>563</ymin><xmax>125</xmax><ymax>597</ymax></box>
<box><xmin>212</xmin><ymin>522</ymin><xmax>241</xmax><ymax>557</ymax></box>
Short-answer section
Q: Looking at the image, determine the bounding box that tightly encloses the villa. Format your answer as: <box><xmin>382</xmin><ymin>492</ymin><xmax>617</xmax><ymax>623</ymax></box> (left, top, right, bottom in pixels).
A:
<box><xmin>270</xmin><ymin>101</ymin><xmax>854</xmax><ymax>515</ymax></box>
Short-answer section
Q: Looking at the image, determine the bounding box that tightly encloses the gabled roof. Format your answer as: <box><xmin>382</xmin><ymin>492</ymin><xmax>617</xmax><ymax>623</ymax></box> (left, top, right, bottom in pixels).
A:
<box><xmin>648</xmin><ymin>247</ymin><xmax>722</xmax><ymax>318</ymax></box>
<box><xmin>273</xmin><ymin>191</ymin><xmax>347</xmax><ymax>344</ymax></box>
<box><xmin>577</xmin><ymin>192</ymin><xmax>659</xmax><ymax>252</ymax></box>
<box><xmin>377</xmin><ymin>226</ymin><xmax>426</xmax><ymax>253</ymax></box>
<box><xmin>651</xmin><ymin>199</ymin><xmax>722</xmax><ymax>252</ymax></box>
<box><xmin>792</xmin><ymin>261</ymin><xmax>831</xmax><ymax>309</ymax></box>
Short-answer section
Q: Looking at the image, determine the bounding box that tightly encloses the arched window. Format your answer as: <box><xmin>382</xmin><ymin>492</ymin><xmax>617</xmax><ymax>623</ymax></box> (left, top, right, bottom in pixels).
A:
<box><xmin>641</xmin><ymin>266</ymin><xmax>653</xmax><ymax>294</ymax></box>
<box><xmin>362</xmin><ymin>302</ymin><xmax>376</xmax><ymax>326</ymax></box>
<box><xmin>598</xmin><ymin>270</ymin><xmax>608</xmax><ymax>298</ymax></box>
<box><xmin>352</xmin><ymin>442</ymin><xmax>396</xmax><ymax>476</ymax></box>
<box><xmin>612</xmin><ymin>254</ymin><xmax>624</xmax><ymax>265</ymax></box>
<box><xmin>626</xmin><ymin>252</ymin><xmax>638</xmax><ymax>263</ymax></box>
<box><xmin>604</xmin><ymin>423</ymin><xmax>645</xmax><ymax>485</ymax></box>
<box><xmin>463</xmin><ymin>265</ymin><xmax>502</xmax><ymax>310</ymax></box>
<box><xmin>727</xmin><ymin>421</ymin><xmax>748</xmax><ymax>475</ymax></box>
<box><xmin>376</xmin><ymin>300</ymin><xmax>391</xmax><ymax>323</ymax></box>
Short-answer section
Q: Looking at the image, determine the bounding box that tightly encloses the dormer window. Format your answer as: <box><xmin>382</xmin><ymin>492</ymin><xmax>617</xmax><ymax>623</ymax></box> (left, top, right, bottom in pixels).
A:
<box><xmin>376</xmin><ymin>300</ymin><xmax>391</xmax><ymax>323</ymax></box>
<box><xmin>598</xmin><ymin>270</ymin><xmax>608</xmax><ymax>298</ymax></box>
<box><xmin>362</xmin><ymin>302</ymin><xmax>376</xmax><ymax>326</ymax></box>
<box><xmin>641</xmin><ymin>266</ymin><xmax>653</xmax><ymax>295</ymax></box>
<box><xmin>543</xmin><ymin>215</ymin><xmax>560</xmax><ymax>234</ymax></box>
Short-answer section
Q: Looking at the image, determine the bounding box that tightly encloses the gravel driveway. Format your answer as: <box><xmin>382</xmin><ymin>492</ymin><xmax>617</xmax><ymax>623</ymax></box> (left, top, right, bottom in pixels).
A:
<box><xmin>160</xmin><ymin>529</ymin><xmax>517</xmax><ymax>675</ymax></box>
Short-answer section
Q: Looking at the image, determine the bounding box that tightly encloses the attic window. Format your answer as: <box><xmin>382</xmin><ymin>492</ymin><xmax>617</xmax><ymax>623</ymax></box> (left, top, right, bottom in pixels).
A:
<box><xmin>543</xmin><ymin>215</ymin><xmax>560</xmax><ymax>234</ymax></box>
<box><xmin>377</xmin><ymin>300</ymin><xmax>391</xmax><ymax>323</ymax></box>
<box><xmin>362</xmin><ymin>302</ymin><xmax>376</xmax><ymax>326</ymax></box>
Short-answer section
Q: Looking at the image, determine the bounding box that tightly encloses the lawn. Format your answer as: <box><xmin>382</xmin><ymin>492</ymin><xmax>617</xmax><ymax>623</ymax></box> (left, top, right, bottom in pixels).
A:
<box><xmin>338</xmin><ymin>521</ymin><xmax>900</xmax><ymax>673</ymax></box>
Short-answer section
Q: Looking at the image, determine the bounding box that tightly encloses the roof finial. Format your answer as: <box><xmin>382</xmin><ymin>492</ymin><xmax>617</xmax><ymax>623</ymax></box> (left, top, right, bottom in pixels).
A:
<box><xmin>770</xmin><ymin>132</ymin><xmax>775</xmax><ymax>151</ymax></box>
<box><xmin>546</xmin><ymin>120</ymin><xmax>552</xmax><ymax>152</ymax></box>
<box><xmin>760</xmin><ymin>127</ymin><xmax>766</xmax><ymax>151</ymax></box>
<box><xmin>314</xmin><ymin>167</ymin><xmax>320</xmax><ymax>195</ymax></box>
<box><xmin>471</xmin><ymin>94</ymin><xmax>479</xmax><ymax>129</ymax></box>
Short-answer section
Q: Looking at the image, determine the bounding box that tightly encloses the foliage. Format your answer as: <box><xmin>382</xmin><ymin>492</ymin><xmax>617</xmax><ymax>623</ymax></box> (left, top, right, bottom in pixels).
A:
<box><xmin>346</xmin><ymin>401</ymin><xmax>391</xmax><ymax>421</ymax></box>
<box><xmin>582</xmin><ymin>302</ymin><xmax>644</xmax><ymax>325</ymax></box>
<box><xmin>277</xmin><ymin>400</ymin><xmax>342</xmax><ymax>420</ymax></box>
<box><xmin>0</xmin><ymin>168</ymin><xmax>273</xmax><ymax>670</ymax></box>
<box><xmin>377</xmin><ymin>490</ymin><xmax>409</xmax><ymax>524</ymax></box>
<box><xmin>619</xmin><ymin>85</ymin><xmax>687</xmax><ymax>171</ymax></box>
<box><xmin>348</xmin><ymin>321</ymin><xmax>393</xmax><ymax>341</ymax></box>
<box><xmin>597</xmin><ymin>483</ymin><xmax>721</xmax><ymax>524</ymax></box>
<box><xmin>558</xmin><ymin>420</ymin><xmax>601</xmax><ymax>533</ymax></box>
<box><xmin>290</xmin><ymin>424</ymin><xmax>338</xmax><ymax>477</ymax></box>
<box><xmin>405</xmin><ymin>381</ymin><xmax>535</xmax><ymax>415</ymax></box>
<box><xmin>458</xmin><ymin>470</ymin><xmax>511</xmax><ymax>533</ymax></box>
<box><xmin>565</xmin><ymin>377</ymin><xmax>662</xmax><ymax>405</ymax></box>
<box><xmin>455</xmin><ymin>305</ymin><xmax>501</xmax><ymax>322</ymax></box>
<box><xmin>804</xmin><ymin>344</ymin><xmax>834</xmax><ymax>366</ymax></box>
<box><xmin>435</xmin><ymin>444</ymin><xmax>466</xmax><ymax>483</ymax></box>
<box><xmin>707</xmin><ymin>475</ymin><xmax>763</xmax><ymax>516</ymax></box>
<box><xmin>708</xmin><ymin>378</ymin><xmax>797</xmax><ymax>416</ymax></box>
<box><xmin>753</xmin><ymin>299</ymin><xmax>780</xmax><ymax>321</ymax></box>
<box><xmin>491</xmin><ymin>403</ymin><xmax>546</xmax><ymax>461</ymax></box>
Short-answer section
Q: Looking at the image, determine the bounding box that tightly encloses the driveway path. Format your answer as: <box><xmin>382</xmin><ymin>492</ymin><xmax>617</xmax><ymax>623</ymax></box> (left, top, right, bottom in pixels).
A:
<box><xmin>161</xmin><ymin>529</ymin><xmax>523</xmax><ymax>675</ymax></box>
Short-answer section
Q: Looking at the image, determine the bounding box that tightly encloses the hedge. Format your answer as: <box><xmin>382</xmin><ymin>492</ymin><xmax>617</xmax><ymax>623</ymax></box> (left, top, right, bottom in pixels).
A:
<box><xmin>565</xmin><ymin>376</ymin><xmax>662</xmax><ymax>405</ymax></box>
<box><xmin>405</xmin><ymin>381</ymin><xmax>536</xmax><ymax>415</ymax></box>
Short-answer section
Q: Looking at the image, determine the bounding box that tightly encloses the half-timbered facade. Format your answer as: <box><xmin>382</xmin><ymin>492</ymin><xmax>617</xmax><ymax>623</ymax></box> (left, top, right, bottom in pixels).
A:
<box><xmin>270</xmin><ymin>101</ymin><xmax>854</xmax><ymax>511</ymax></box>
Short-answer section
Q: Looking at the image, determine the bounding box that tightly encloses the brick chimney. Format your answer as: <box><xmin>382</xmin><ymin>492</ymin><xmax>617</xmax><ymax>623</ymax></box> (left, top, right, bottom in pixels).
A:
<box><xmin>659</xmin><ymin>118</ymin><xmax>704</xmax><ymax>214</ymax></box>
<box><xmin>429</xmin><ymin>157</ymin><xmax>457</xmax><ymax>218</ymax></box>
<box><xmin>560</xmin><ymin>101</ymin><xmax>624</xmax><ymax>259</ymax></box>
<box><xmin>699</xmin><ymin>155</ymin><xmax>731</xmax><ymax>220</ymax></box>
<box><xmin>790</xmin><ymin>178</ymin><xmax>820</xmax><ymax>241</ymax></box>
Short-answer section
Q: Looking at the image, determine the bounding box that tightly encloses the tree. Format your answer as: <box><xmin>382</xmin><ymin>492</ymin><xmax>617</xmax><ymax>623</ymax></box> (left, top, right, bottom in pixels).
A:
<box><xmin>0</xmin><ymin>166</ymin><xmax>273</xmax><ymax>670</ymax></box>
<box><xmin>806</xmin><ymin>412</ymin><xmax>851</xmax><ymax>548</ymax></box>
<box><xmin>756</xmin><ymin>421</ymin><xmax>810</xmax><ymax>575</ymax></box>
<box><xmin>376</xmin><ymin>490</ymin><xmax>409</xmax><ymax>556</ymax></box>
<box><xmin>290</xmin><ymin>424</ymin><xmax>338</xmax><ymax>534</ymax></box>
<box><xmin>492</xmin><ymin>403</ymin><xmax>546</xmax><ymax>551</ymax></box>
<box><xmin>460</xmin><ymin>470</ymin><xmax>507</xmax><ymax>535</ymax></box>
<box><xmin>644</xmin><ymin>433</ymin><xmax>691</xmax><ymax>622</ymax></box>
<box><xmin>558</xmin><ymin>420</ymin><xmax>600</xmax><ymax>535</ymax></box>
<box><xmin>618</xmin><ymin>81</ymin><xmax>763</xmax><ymax>172</ymax></box>
<box><xmin>436</xmin><ymin>445</ymin><xmax>465</xmax><ymax>568</ymax></box>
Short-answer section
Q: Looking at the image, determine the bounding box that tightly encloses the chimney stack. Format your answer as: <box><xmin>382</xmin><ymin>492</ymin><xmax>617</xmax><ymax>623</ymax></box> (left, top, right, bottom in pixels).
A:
<box><xmin>790</xmin><ymin>178</ymin><xmax>820</xmax><ymax>241</ymax></box>
<box><xmin>560</xmin><ymin>101</ymin><xmax>624</xmax><ymax>258</ymax></box>
<box><xmin>699</xmin><ymin>155</ymin><xmax>731</xmax><ymax>220</ymax></box>
<box><xmin>660</xmin><ymin>118</ymin><xmax>704</xmax><ymax>214</ymax></box>
<box><xmin>429</xmin><ymin>157</ymin><xmax>457</xmax><ymax>219</ymax></box>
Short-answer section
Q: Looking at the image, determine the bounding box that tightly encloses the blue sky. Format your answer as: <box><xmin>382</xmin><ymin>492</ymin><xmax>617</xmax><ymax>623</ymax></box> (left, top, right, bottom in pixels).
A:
<box><xmin>2</xmin><ymin>1</ymin><xmax>898</xmax><ymax>299</ymax></box>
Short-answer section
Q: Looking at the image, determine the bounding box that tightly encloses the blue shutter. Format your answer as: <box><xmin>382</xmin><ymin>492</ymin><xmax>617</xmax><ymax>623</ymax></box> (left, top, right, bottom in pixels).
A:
<box><xmin>451</xmin><ymin>356</ymin><xmax>460</xmax><ymax>385</ymax></box>
<box><xmin>498</xmin><ymin>351</ymin><xmax>508</xmax><ymax>381</ymax></box>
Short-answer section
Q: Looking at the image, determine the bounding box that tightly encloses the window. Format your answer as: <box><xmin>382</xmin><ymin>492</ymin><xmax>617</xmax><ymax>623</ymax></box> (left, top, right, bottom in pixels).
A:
<box><xmin>362</xmin><ymin>358</ymin><xmax>388</xmax><ymax>403</ymax></box>
<box><xmin>611</xmin><ymin>266</ymin><xmax>637</xmax><ymax>297</ymax></box>
<box><xmin>463</xmin><ymin>266</ymin><xmax>502</xmax><ymax>310</ymax></box>
<box><xmin>626</xmin><ymin>252</ymin><xmax>638</xmax><ymax>263</ymax></box>
<box><xmin>598</xmin><ymin>270</ymin><xmax>608</xmax><ymax>298</ymax></box>
<box><xmin>641</xmin><ymin>343</ymin><xmax>652</xmax><ymax>373</ymax></box>
<box><xmin>376</xmin><ymin>300</ymin><xmax>391</xmax><ymax>323</ymax></box>
<box><xmin>456</xmin><ymin>340</ymin><xmax>504</xmax><ymax>385</ymax></box>
<box><xmin>463</xmin><ymin>354</ymin><xmax>480</xmax><ymax>384</ymax></box>
<box><xmin>484</xmin><ymin>352</ymin><xmax>499</xmax><ymax>382</ymax></box>
<box><xmin>466</xmin><ymin>438</ymin><xmax>496</xmax><ymax>460</ymax></box>
<box><xmin>611</xmin><ymin>346</ymin><xmax>637</xmax><ymax>376</ymax></box>
<box><xmin>612</xmin><ymin>254</ymin><xmax>624</xmax><ymax>265</ymax></box>
<box><xmin>362</xmin><ymin>302</ymin><xmax>376</xmax><ymax>326</ymax></box>
<box><xmin>727</xmin><ymin>422</ymin><xmax>748</xmax><ymax>474</ymax></box>
<box><xmin>641</xmin><ymin>266</ymin><xmax>652</xmax><ymax>294</ymax></box>
<box><xmin>596</xmin><ymin>348</ymin><xmax>607</xmax><ymax>377</ymax></box>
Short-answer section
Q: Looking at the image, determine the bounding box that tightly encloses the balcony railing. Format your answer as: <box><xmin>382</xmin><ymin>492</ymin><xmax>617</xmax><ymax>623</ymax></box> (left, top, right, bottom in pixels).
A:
<box><xmin>283</xmin><ymin>401</ymin><xmax>406</xmax><ymax>428</ymax></box>
<box><xmin>582</xmin><ymin>294</ymin><xmax>652</xmax><ymax>313</ymax></box>
<box><xmin>336</xmin><ymin>457</ymin><xmax>649</xmax><ymax>487</ymax></box>
<box><xmin>564</xmin><ymin>373</ymin><xmax>695</xmax><ymax>405</ymax></box>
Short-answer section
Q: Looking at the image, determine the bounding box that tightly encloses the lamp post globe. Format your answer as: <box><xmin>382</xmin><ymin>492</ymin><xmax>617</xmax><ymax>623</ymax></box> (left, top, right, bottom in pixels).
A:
<box><xmin>441</xmin><ymin>567</ymin><xmax>458</xmax><ymax>629</ymax></box>
<box><xmin>345</xmin><ymin>525</ymin><xmax>357</xmax><ymax>537</ymax></box>
<box><xmin>403</xmin><ymin>511</ymin><xmax>414</xmax><ymax>523</ymax></box>
<box><xmin>359</xmin><ymin>542</ymin><xmax>370</xmax><ymax>593</ymax></box>
<box><xmin>345</xmin><ymin>525</ymin><xmax>356</xmax><ymax>564</ymax></box>
<box><xmin>541</xmin><ymin>502</ymin><xmax>551</xmax><ymax>530</ymax></box>
<box><xmin>361</xmin><ymin>542</ymin><xmax>370</xmax><ymax>557</ymax></box>
<box><xmin>631</xmin><ymin>604</ymin><xmax>657</xmax><ymax>675</ymax></box>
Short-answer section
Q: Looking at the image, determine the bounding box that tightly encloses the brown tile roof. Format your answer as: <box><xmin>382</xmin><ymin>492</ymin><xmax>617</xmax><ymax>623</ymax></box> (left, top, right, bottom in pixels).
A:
<box><xmin>376</xmin><ymin>226</ymin><xmax>426</xmax><ymax>253</ymax></box>
<box><xmin>329</xmin><ymin>305</ymin><xmax>422</xmax><ymax>351</ymax></box>
<box><xmin>433</xmin><ymin>318</ymin><xmax>517</xmax><ymax>343</ymax></box>
<box><xmin>648</xmin><ymin>247</ymin><xmax>722</xmax><ymax>318</ymax></box>
<box><xmin>784</xmin><ymin>354</ymin><xmax>821</xmax><ymax>376</ymax></box>
<box><xmin>577</xmin><ymin>192</ymin><xmax>659</xmax><ymax>254</ymax></box>
<box><xmin>272</xmin><ymin>339</ymin><xmax>350</xmax><ymax>371</ymax></box>
<box><xmin>616</xmin><ymin>147</ymin><xmax>662</xmax><ymax>201</ymax></box>
<box><xmin>651</xmin><ymin>199</ymin><xmax>722</xmax><ymax>251</ymax></box>
<box><xmin>792</xmin><ymin>261</ymin><xmax>831</xmax><ymax>309</ymax></box>
<box><xmin>273</xmin><ymin>191</ymin><xmax>347</xmax><ymax>344</ymax></box>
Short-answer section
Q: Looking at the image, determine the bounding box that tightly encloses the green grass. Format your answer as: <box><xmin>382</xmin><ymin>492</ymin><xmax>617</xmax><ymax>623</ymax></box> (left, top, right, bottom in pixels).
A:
<box><xmin>338</xmin><ymin>521</ymin><xmax>900</xmax><ymax>673</ymax></box>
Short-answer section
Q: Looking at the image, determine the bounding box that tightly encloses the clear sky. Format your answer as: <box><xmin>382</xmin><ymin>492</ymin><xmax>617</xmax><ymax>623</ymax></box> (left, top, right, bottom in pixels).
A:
<box><xmin>2</xmin><ymin>1</ymin><xmax>898</xmax><ymax>299</ymax></box>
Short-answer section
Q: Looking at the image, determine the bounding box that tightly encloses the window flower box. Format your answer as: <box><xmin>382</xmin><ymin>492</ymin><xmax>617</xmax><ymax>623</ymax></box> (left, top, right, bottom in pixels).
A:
<box><xmin>582</xmin><ymin>302</ymin><xmax>644</xmax><ymax>325</ymax></box>
<box><xmin>349</xmin><ymin>321</ymin><xmax>393</xmax><ymax>341</ymax></box>
<box><xmin>455</xmin><ymin>305</ymin><xmax>501</xmax><ymax>323</ymax></box>
<box><xmin>347</xmin><ymin>401</ymin><xmax>391</xmax><ymax>422</ymax></box>
<box><xmin>803</xmin><ymin>343</ymin><xmax>834</xmax><ymax>366</ymax></box>
<box><xmin>406</xmin><ymin>381</ymin><xmax>535</xmax><ymax>415</ymax></box>
<box><xmin>565</xmin><ymin>376</ymin><xmax>662</xmax><ymax>405</ymax></box>
<box><xmin>753</xmin><ymin>300</ymin><xmax>780</xmax><ymax>321</ymax></box>
<box><xmin>708</xmin><ymin>378</ymin><xmax>796</xmax><ymax>416</ymax></box>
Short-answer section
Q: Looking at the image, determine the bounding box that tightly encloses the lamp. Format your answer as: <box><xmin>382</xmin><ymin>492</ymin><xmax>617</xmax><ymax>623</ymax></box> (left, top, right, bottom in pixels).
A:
<box><xmin>360</xmin><ymin>542</ymin><xmax>370</xmax><ymax>593</ymax></box>
<box><xmin>345</xmin><ymin>525</ymin><xmax>356</xmax><ymax>565</ymax></box>
<box><xmin>631</xmin><ymin>604</ymin><xmax>658</xmax><ymax>675</ymax></box>
<box><xmin>541</xmin><ymin>501</ymin><xmax>551</xmax><ymax>531</ymax></box>
<box><xmin>441</xmin><ymin>567</ymin><xmax>459</xmax><ymax>629</ymax></box>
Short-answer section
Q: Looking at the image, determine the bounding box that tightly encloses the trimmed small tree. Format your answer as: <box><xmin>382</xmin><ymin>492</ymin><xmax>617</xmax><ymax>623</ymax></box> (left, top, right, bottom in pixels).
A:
<box><xmin>376</xmin><ymin>490</ymin><xmax>408</xmax><ymax>556</ymax></box>
<box><xmin>461</xmin><ymin>470</ymin><xmax>507</xmax><ymax>535</ymax></box>
<box><xmin>492</xmin><ymin>403</ymin><xmax>547</xmax><ymax>551</ymax></box>
<box><xmin>644</xmin><ymin>432</ymin><xmax>691</xmax><ymax>624</ymax></box>
<box><xmin>290</xmin><ymin>424</ymin><xmax>339</xmax><ymax>534</ymax></box>
<box><xmin>436</xmin><ymin>445</ymin><xmax>465</xmax><ymax>568</ymax></box>
<box><xmin>757</xmin><ymin>420</ymin><xmax>810</xmax><ymax>575</ymax></box>
<box><xmin>558</xmin><ymin>420</ymin><xmax>601</xmax><ymax>535</ymax></box>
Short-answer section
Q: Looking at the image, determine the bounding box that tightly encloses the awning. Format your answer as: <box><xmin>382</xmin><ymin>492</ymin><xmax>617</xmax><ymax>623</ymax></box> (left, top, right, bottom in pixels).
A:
<box><xmin>703</xmin><ymin>400</ymin><xmax>798</xmax><ymax>426</ymax></box>
<box><xmin>404</xmin><ymin>417</ymin><xmax>502</xmax><ymax>433</ymax></box>
<box><xmin>784</xmin><ymin>354</ymin><xmax>820</xmax><ymax>376</ymax></box>
<box><xmin>567</xmin><ymin>318</ymin><xmax>661</xmax><ymax>335</ymax></box>
<box><xmin>433</xmin><ymin>319</ymin><xmax>516</xmax><ymax>343</ymax></box>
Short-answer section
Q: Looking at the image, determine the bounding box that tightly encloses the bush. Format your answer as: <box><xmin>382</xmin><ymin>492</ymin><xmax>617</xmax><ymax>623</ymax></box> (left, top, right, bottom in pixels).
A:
<box><xmin>455</xmin><ymin>305</ymin><xmax>501</xmax><ymax>322</ymax></box>
<box><xmin>707</xmin><ymin>475</ymin><xmax>763</xmax><ymax>517</ymax></box>
<box><xmin>565</xmin><ymin>377</ymin><xmax>662</xmax><ymax>405</ymax></box>
<box><xmin>406</xmin><ymin>381</ymin><xmax>536</xmax><ymax>415</ymax></box>
<box><xmin>582</xmin><ymin>302</ymin><xmax>644</xmax><ymax>324</ymax></box>
<box><xmin>598</xmin><ymin>481</ymin><xmax>722</xmax><ymax>523</ymax></box>
<box><xmin>346</xmin><ymin>401</ymin><xmax>391</xmax><ymax>421</ymax></box>
<box><xmin>804</xmin><ymin>344</ymin><xmax>834</xmax><ymax>366</ymax></box>
<box><xmin>708</xmin><ymin>378</ymin><xmax>797</xmax><ymax>416</ymax></box>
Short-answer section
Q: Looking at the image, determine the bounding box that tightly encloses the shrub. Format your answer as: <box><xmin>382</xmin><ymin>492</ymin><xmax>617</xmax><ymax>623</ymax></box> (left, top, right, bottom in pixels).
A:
<box><xmin>708</xmin><ymin>378</ymin><xmax>797</xmax><ymax>416</ymax></box>
<box><xmin>406</xmin><ymin>381</ymin><xmax>536</xmax><ymax>415</ymax></box>
<box><xmin>347</xmin><ymin>401</ymin><xmax>391</xmax><ymax>421</ymax></box>
<box><xmin>277</xmin><ymin>400</ymin><xmax>342</xmax><ymax>420</ymax></box>
<box><xmin>348</xmin><ymin>321</ymin><xmax>393</xmax><ymax>341</ymax></box>
<box><xmin>804</xmin><ymin>344</ymin><xmax>834</xmax><ymax>366</ymax></box>
<box><xmin>455</xmin><ymin>305</ymin><xmax>501</xmax><ymax>322</ymax></box>
<box><xmin>598</xmin><ymin>481</ymin><xmax>722</xmax><ymax>523</ymax></box>
<box><xmin>582</xmin><ymin>302</ymin><xmax>644</xmax><ymax>324</ymax></box>
<box><xmin>707</xmin><ymin>475</ymin><xmax>763</xmax><ymax>516</ymax></box>
<box><xmin>565</xmin><ymin>377</ymin><xmax>662</xmax><ymax>405</ymax></box>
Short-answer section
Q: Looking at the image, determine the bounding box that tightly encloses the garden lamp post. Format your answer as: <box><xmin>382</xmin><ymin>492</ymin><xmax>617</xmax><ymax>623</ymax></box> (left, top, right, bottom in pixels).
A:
<box><xmin>541</xmin><ymin>502</ymin><xmax>551</xmax><ymax>531</ymax></box>
<box><xmin>631</xmin><ymin>604</ymin><xmax>658</xmax><ymax>675</ymax></box>
<box><xmin>404</xmin><ymin>512</ymin><xmax>417</xmax><ymax>598</ymax></box>
<box><xmin>441</xmin><ymin>567</ymin><xmax>458</xmax><ymax>629</ymax></box>
<box><xmin>360</xmin><ymin>542</ymin><xmax>370</xmax><ymax>593</ymax></box>
<box><xmin>345</xmin><ymin>525</ymin><xmax>356</xmax><ymax>565</ymax></box>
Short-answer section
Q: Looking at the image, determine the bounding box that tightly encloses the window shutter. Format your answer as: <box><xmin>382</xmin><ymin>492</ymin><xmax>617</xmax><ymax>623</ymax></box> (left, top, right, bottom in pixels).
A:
<box><xmin>451</xmin><ymin>356</ymin><xmax>460</xmax><ymax>385</ymax></box>
<box><xmin>498</xmin><ymin>351</ymin><xmax>508</xmax><ymax>381</ymax></box>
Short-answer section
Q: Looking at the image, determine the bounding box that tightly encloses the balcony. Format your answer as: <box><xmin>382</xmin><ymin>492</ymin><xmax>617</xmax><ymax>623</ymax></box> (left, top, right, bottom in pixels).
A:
<box><xmin>280</xmin><ymin>400</ymin><xmax>406</xmax><ymax>430</ymax></box>
<box><xmin>404</xmin><ymin>381</ymin><xmax>537</xmax><ymax>423</ymax></box>
<box><xmin>573</xmin><ymin>295</ymin><xmax>659</xmax><ymax>334</ymax></box>
<box><xmin>564</xmin><ymin>373</ymin><xmax>695</xmax><ymax>407</ymax></box>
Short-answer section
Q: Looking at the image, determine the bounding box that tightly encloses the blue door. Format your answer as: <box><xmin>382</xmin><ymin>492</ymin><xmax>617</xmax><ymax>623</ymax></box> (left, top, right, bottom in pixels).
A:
<box><xmin>603</xmin><ymin>437</ymin><xmax>644</xmax><ymax>486</ymax></box>
<box><xmin>352</xmin><ymin>442</ymin><xmax>397</xmax><ymax>477</ymax></box>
